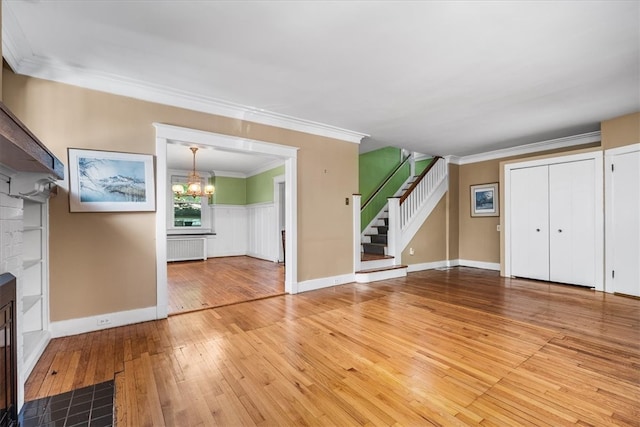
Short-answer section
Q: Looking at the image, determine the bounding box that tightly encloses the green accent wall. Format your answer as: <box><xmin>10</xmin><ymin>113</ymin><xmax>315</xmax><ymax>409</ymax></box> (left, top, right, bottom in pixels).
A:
<box><xmin>359</xmin><ymin>147</ymin><xmax>402</xmax><ymax>201</ymax></box>
<box><xmin>212</xmin><ymin>176</ymin><xmax>247</xmax><ymax>205</ymax></box>
<box><xmin>246</xmin><ymin>165</ymin><xmax>285</xmax><ymax>204</ymax></box>
<box><xmin>415</xmin><ymin>157</ymin><xmax>434</xmax><ymax>175</ymax></box>
<box><xmin>361</xmin><ymin>162</ymin><xmax>410</xmax><ymax>231</ymax></box>
<box><xmin>210</xmin><ymin>164</ymin><xmax>285</xmax><ymax>205</ymax></box>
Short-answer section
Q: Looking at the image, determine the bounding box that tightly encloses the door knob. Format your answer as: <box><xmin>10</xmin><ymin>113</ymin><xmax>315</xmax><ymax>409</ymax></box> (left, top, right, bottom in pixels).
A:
<box><xmin>536</xmin><ymin>228</ymin><xmax>540</xmax><ymax>232</ymax></box>
<box><xmin>558</xmin><ymin>229</ymin><xmax>563</xmax><ymax>233</ymax></box>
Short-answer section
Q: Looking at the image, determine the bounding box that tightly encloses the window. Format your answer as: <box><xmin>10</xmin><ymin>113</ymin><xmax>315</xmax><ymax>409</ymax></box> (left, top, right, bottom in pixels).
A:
<box><xmin>170</xmin><ymin>174</ymin><xmax>210</xmax><ymax>229</ymax></box>
<box><xmin>173</xmin><ymin>184</ymin><xmax>202</xmax><ymax>227</ymax></box>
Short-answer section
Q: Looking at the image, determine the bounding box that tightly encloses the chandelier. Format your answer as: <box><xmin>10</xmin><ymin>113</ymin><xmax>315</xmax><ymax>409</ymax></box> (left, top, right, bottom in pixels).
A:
<box><xmin>172</xmin><ymin>147</ymin><xmax>215</xmax><ymax>198</ymax></box>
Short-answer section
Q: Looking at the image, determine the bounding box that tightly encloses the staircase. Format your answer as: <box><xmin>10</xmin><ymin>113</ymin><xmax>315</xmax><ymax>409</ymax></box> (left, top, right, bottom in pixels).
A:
<box><xmin>361</xmin><ymin>174</ymin><xmax>418</xmax><ymax>256</ymax></box>
<box><xmin>354</xmin><ymin>156</ymin><xmax>446</xmax><ymax>283</ymax></box>
<box><xmin>356</xmin><ymin>178</ymin><xmax>416</xmax><ymax>282</ymax></box>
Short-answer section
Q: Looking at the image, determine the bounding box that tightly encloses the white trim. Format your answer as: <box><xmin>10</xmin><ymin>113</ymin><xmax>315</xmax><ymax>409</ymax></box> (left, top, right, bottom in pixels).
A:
<box><xmin>407</xmin><ymin>260</ymin><xmax>452</xmax><ymax>272</ymax></box>
<box><xmin>459</xmin><ymin>259</ymin><xmax>501</xmax><ymax>271</ymax></box>
<box><xmin>50</xmin><ymin>306</ymin><xmax>157</xmax><ymax>338</ymax></box>
<box><xmin>212</xmin><ymin>170</ymin><xmax>247</xmax><ymax>178</ymax></box>
<box><xmin>21</xmin><ymin>331</ymin><xmax>50</xmax><ymax>386</ymax></box>
<box><xmin>297</xmin><ymin>273</ymin><xmax>355</xmax><ymax>293</ymax></box>
<box><xmin>504</xmin><ymin>150</ymin><xmax>604</xmax><ymax>290</ymax></box>
<box><xmin>605</xmin><ymin>143</ymin><xmax>640</xmax><ymax>294</ymax></box>
<box><xmin>413</xmin><ymin>153</ymin><xmax>433</xmax><ymax>162</ymax></box>
<box><xmin>352</xmin><ymin>195</ymin><xmax>362</xmax><ymax>273</ymax></box>
<box><xmin>355</xmin><ymin>267</ymin><xmax>407</xmax><ymax>283</ymax></box>
<box><xmin>604</xmin><ymin>143</ymin><xmax>640</xmax><ymax>157</ymax></box>
<box><xmin>273</xmin><ymin>175</ymin><xmax>286</xmax><ymax>263</ymax></box>
<box><xmin>2</xmin><ymin>14</ymin><xmax>368</xmax><ymax>145</ymax></box>
<box><xmin>245</xmin><ymin>201</ymin><xmax>275</xmax><ymax>208</ymax></box>
<box><xmin>406</xmin><ymin>259</ymin><xmax>499</xmax><ymax>272</ymax></box>
<box><xmin>155</xmin><ymin>124</ymin><xmax>299</xmax><ymax>303</ymax></box>
<box><xmin>449</xmin><ymin>131</ymin><xmax>601</xmax><ymax>165</ymax></box>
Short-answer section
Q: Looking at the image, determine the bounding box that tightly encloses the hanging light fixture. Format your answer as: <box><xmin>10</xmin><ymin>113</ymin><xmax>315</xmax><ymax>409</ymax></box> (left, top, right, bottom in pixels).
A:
<box><xmin>172</xmin><ymin>147</ymin><xmax>215</xmax><ymax>198</ymax></box>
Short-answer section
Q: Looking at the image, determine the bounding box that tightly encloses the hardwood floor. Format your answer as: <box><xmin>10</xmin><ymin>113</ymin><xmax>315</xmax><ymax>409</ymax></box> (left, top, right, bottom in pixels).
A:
<box><xmin>26</xmin><ymin>268</ymin><xmax>640</xmax><ymax>426</ymax></box>
<box><xmin>167</xmin><ymin>256</ymin><xmax>285</xmax><ymax>315</ymax></box>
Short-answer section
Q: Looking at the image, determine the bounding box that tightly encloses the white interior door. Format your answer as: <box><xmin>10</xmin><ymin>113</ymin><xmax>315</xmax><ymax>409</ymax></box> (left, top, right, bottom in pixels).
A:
<box><xmin>549</xmin><ymin>160</ymin><xmax>596</xmax><ymax>286</ymax></box>
<box><xmin>510</xmin><ymin>165</ymin><xmax>550</xmax><ymax>281</ymax></box>
<box><xmin>610</xmin><ymin>150</ymin><xmax>640</xmax><ymax>296</ymax></box>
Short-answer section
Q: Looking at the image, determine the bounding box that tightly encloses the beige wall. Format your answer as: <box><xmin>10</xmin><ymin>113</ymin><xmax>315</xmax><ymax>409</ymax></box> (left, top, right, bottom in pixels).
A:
<box><xmin>401</xmin><ymin>196</ymin><xmax>447</xmax><ymax>263</ymax></box>
<box><xmin>601</xmin><ymin>112</ymin><xmax>640</xmax><ymax>149</ymax></box>
<box><xmin>458</xmin><ymin>142</ymin><xmax>601</xmax><ymax>266</ymax></box>
<box><xmin>458</xmin><ymin>160</ymin><xmax>501</xmax><ymax>263</ymax></box>
<box><xmin>3</xmin><ymin>70</ymin><xmax>358</xmax><ymax>321</ymax></box>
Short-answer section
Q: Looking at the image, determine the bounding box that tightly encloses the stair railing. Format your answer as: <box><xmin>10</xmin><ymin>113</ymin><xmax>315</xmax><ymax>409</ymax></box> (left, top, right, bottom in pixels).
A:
<box><xmin>388</xmin><ymin>156</ymin><xmax>446</xmax><ymax>263</ymax></box>
<box><xmin>399</xmin><ymin>155</ymin><xmax>444</xmax><ymax>229</ymax></box>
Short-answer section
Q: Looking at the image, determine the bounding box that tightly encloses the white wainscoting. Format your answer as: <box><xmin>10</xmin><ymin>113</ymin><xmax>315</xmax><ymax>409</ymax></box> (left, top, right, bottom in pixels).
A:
<box><xmin>209</xmin><ymin>205</ymin><xmax>248</xmax><ymax>257</ymax></box>
<box><xmin>209</xmin><ymin>203</ymin><xmax>278</xmax><ymax>262</ymax></box>
<box><xmin>246</xmin><ymin>202</ymin><xmax>278</xmax><ymax>262</ymax></box>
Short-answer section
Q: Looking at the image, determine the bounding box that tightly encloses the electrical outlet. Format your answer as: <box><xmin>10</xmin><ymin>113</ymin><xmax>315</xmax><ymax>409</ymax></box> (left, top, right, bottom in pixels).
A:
<box><xmin>345</xmin><ymin>197</ymin><xmax>349</xmax><ymax>205</ymax></box>
<box><xmin>409</xmin><ymin>247</ymin><xmax>415</xmax><ymax>256</ymax></box>
<box><xmin>97</xmin><ymin>317</ymin><xmax>111</xmax><ymax>326</ymax></box>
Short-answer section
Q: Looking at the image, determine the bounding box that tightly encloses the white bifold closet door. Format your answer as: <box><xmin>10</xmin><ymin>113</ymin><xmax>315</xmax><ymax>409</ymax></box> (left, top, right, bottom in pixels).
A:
<box><xmin>549</xmin><ymin>160</ymin><xmax>595</xmax><ymax>286</ymax></box>
<box><xmin>510</xmin><ymin>159</ymin><xmax>596</xmax><ymax>286</ymax></box>
<box><xmin>510</xmin><ymin>165</ymin><xmax>550</xmax><ymax>281</ymax></box>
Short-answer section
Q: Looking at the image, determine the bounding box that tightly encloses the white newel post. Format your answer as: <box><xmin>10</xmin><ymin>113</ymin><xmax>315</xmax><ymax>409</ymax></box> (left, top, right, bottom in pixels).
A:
<box><xmin>352</xmin><ymin>194</ymin><xmax>361</xmax><ymax>273</ymax></box>
<box><xmin>387</xmin><ymin>197</ymin><xmax>402</xmax><ymax>265</ymax></box>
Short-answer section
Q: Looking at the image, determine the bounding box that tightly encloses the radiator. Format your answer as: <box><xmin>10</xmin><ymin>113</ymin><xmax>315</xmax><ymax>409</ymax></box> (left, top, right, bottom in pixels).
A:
<box><xmin>167</xmin><ymin>237</ymin><xmax>207</xmax><ymax>262</ymax></box>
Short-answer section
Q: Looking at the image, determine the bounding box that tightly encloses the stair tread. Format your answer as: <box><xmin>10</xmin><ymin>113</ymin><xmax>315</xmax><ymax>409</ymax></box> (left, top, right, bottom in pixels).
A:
<box><xmin>362</xmin><ymin>242</ymin><xmax>386</xmax><ymax>247</ymax></box>
<box><xmin>364</xmin><ymin>233</ymin><xmax>388</xmax><ymax>237</ymax></box>
<box><xmin>356</xmin><ymin>265</ymin><xmax>408</xmax><ymax>274</ymax></box>
<box><xmin>361</xmin><ymin>253</ymin><xmax>393</xmax><ymax>261</ymax></box>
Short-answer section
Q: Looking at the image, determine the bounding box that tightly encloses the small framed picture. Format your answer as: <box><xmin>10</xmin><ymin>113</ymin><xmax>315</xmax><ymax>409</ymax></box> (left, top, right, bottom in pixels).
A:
<box><xmin>470</xmin><ymin>183</ymin><xmax>499</xmax><ymax>217</ymax></box>
<box><xmin>68</xmin><ymin>148</ymin><xmax>156</xmax><ymax>212</ymax></box>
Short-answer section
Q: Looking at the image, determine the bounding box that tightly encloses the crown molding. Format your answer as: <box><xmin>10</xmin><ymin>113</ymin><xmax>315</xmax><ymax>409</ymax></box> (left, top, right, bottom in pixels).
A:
<box><xmin>247</xmin><ymin>159</ymin><xmax>285</xmax><ymax>178</ymax></box>
<box><xmin>213</xmin><ymin>170</ymin><xmax>247</xmax><ymax>179</ymax></box>
<box><xmin>3</xmin><ymin>25</ymin><xmax>368</xmax><ymax>145</ymax></box>
<box><xmin>450</xmin><ymin>131</ymin><xmax>601</xmax><ymax>165</ymax></box>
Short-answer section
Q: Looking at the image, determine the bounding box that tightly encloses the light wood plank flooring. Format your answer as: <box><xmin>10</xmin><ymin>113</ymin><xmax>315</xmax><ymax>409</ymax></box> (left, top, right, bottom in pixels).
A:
<box><xmin>26</xmin><ymin>268</ymin><xmax>640</xmax><ymax>426</ymax></box>
<box><xmin>167</xmin><ymin>256</ymin><xmax>284</xmax><ymax>315</ymax></box>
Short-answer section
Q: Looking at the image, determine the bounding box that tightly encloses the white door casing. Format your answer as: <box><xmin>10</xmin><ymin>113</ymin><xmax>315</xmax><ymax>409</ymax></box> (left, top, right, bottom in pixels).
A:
<box><xmin>504</xmin><ymin>150</ymin><xmax>603</xmax><ymax>290</ymax></box>
<box><xmin>154</xmin><ymin>123</ymin><xmax>299</xmax><ymax>319</ymax></box>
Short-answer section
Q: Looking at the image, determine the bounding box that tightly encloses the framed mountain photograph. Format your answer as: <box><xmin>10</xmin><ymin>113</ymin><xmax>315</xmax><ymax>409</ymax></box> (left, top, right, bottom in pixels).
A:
<box><xmin>470</xmin><ymin>182</ymin><xmax>499</xmax><ymax>217</ymax></box>
<box><xmin>68</xmin><ymin>148</ymin><xmax>156</xmax><ymax>212</ymax></box>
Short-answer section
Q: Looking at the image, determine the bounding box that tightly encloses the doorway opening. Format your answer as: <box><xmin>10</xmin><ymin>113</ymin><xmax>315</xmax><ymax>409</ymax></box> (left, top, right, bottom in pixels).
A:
<box><xmin>154</xmin><ymin>124</ymin><xmax>298</xmax><ymax>319</ymax></box>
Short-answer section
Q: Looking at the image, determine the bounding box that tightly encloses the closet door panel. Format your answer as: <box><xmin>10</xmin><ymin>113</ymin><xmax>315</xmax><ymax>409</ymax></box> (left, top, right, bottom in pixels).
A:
<box><xmin>510</xmin><ymin>166</ymin><xmax>549</xmax><ymax>281</ymax></box>
<box><xmin>611</xmin><ymin>151</ymin><xmax>640</xmax><ymax>296</ymax></box>
<box><xmin>549</xmin><ymin>160</ymin><xmax>595</xmax><ymax>286</ymax></box>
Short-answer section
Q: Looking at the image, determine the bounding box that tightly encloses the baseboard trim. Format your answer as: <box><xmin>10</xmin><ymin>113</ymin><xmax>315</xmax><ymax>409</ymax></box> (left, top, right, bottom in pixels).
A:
<box><xmin>297</xmin><ymin>273</ymin><xmax>355</xmax><ymax>293</ymax></box>
<box><xmin>50</xmin><ymin>306</ymin><xmax>157</xmax><ymax>338</ymax></box>
<box><xmin>407</xmin><ymin>260</ymin><xmax>451</xmax><ymax>272</ymax></box>
<box><xmin>246</xmin><ymin>252</ymin><xmax>277</xmax><ymax>262</ymax></box>
<box><xmin>459</xmin><ymin>259</ymin><xmax>501</xmax><ymax>271</ymax></box>
<box><xmin>406</xmin><ymin>259</ymin><xmax>500</xmax><ymax>272</ymax></box>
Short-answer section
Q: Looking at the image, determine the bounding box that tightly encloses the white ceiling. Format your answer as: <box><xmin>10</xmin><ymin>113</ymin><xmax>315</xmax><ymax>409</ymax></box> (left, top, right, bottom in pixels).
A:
<box><xmin>3</xmin><ymin>1</ymin><xmax>639</xmax><ymax>161</ymax></box>
<box><xmin>165</xmin><ymin>142</ymin><xmax>281</xmax><ymax>176</ymax></box>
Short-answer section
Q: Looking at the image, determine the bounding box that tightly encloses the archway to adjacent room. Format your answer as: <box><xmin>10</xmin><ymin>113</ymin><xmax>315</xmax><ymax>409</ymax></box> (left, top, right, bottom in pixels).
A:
<box><xmin>154</xmin><ymin>123</ymin><xmax>298</xmax><ymax>319</ymax></box>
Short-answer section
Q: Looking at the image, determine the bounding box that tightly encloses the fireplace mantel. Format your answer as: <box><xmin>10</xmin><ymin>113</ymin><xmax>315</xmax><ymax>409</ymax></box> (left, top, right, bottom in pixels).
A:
<box><xmin>0</xmin><ymin>102</ymin><xmax>64</xmax><ymax>202</ymax></box>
